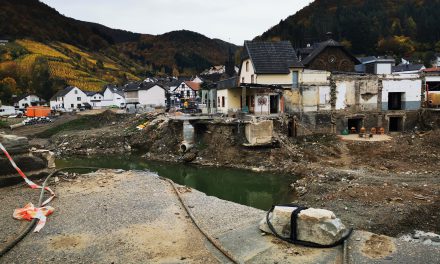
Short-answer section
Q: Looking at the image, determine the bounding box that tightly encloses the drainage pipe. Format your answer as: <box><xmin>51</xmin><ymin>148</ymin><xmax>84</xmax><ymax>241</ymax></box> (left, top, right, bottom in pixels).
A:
<box><xmin>181</xmin><ymin>120</ymin><xmax>194</xmax><ymax>153</ymax></box>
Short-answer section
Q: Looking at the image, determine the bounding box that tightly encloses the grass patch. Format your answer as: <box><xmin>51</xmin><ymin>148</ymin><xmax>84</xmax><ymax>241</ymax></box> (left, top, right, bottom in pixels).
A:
<box><xmin>0</xmin><ymin>120</ymin><xmax>9</xmax><ymax>128</ymax></box>
<box><xmin>35</xmin><ymin>116</ymin><xmax>102</xmax><ymax>138</ymax></box>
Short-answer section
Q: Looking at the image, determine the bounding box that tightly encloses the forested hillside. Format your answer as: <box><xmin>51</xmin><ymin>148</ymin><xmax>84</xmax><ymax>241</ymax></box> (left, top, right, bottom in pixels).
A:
<box><xmin>259</xmin><ymin>0</ymin><xmax>440</xmax><ymax>64</ymax></box>
<box><xmin>0</xmin><ymin>0</ymin><xmax>238</xmax><ymax>103</ymax></box>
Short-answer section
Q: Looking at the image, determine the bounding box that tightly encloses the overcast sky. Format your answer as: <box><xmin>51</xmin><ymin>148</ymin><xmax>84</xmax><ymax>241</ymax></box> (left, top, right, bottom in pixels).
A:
<box><xmin>40</xmin><ymin>0</ymin><xmax>313</xmax><ymax>45</ymax></box>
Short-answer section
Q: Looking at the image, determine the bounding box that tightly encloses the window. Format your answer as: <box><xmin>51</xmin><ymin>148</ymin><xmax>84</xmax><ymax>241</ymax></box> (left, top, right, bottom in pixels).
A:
<box><xmin>74</xmin><ymin>90</ymin><xmax>78</xmax><ymax>94</ymax></box>
<box><xmin>187</xmin><ymin>90</ymin><xmax>190</xmax><ymax>97</ymax></box>
<box><xmin>292</xmin><ymin>71</ymin><xmax>299</xmax><ymax>88</ymax></box>
<box><xmin>246</xmin><ymin>61</ymin><xmax>249</xmax><ymax>72</ymax></box>
<box><xmin>71</xmin><ymin>104</ymin><xmax>74</xmax><ymax>108</ymax></box>
<box><xmin>180</xmin><ymin>91</ymin><xmax>184</xmax><ymax>97</ymax></box>
<box><xmin>218</xmin><ymin>97</ymin><xmax>220</xmax><ymax>106</ymax></box>
<box><xmin>222</xmin><ymin>96</ymin><xmax>225</xmax><ymax>107</ymax></box>
<box><xmin>181</xmin><ymin>84</ymin><xmax>185</xmax><ymax>88</ymax></box>
<box><xmin>251</xmin><ymin>75</ymin><xmax>254</xmax><ymax>84</ymax></box>
<box><xmin>242</xmin><ymin>77</ymin><xmax>245</xmax><ymax>83</ymax></box>
<box><xmin>77</xmin><ymin>97</ymin><xmax>81</xmax><ymax>101</ymax></box>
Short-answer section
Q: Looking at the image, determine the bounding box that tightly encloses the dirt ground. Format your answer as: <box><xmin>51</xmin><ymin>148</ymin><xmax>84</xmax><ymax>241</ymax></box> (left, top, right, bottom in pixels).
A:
<box><xmin>4</xmin><ymin>111</ymin><xmax>440</xmax><ymax>238</ymax></box>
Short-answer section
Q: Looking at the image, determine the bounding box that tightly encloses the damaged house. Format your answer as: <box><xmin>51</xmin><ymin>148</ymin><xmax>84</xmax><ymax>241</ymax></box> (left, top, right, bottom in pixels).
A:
<box><xmin>289</xmin><ymin>71</ymin><xmax>422</xmax><ymax>135</ymax></box>
<box><xmin>216</xmin><ymin>40</ymin><xmax>303</xmax><ymax>116</ymax></box>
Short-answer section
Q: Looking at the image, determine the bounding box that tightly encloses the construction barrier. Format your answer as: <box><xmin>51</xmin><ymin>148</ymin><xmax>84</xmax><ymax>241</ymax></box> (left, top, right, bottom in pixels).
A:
<box><xmin>0</xmin><ymin>142</ymin><xmax>55</xmax><ymax>232</ymax></box>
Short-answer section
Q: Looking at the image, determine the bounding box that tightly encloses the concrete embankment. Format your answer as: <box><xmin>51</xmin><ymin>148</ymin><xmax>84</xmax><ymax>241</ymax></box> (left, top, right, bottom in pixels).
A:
<box><xmin>1</xmin><ymin>170</ymin><xmax>439</xmax><ymax>263</ymax></box>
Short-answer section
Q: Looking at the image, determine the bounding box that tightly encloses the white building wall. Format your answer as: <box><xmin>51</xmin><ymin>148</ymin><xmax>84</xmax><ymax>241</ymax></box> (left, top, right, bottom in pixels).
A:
<box><xmin>376</xmin><ymin>63</ymin><xmax>392</xmax><ymax>74</ymax></box>
<box><xmin>51</xmin><ymin>87</ymin><xmax>88</xmax><ymax>111</ymax></box>
<box><xmin>216</xmin><ymin>89</ymin><xmax>228</xmax><ymax>114</ymax></box>
<box><xmin>87</xmin><ymin>93</ymin><xmax>103</xmax><ymax>109</ymax></box>
<box><xmin>138</xmin><ymin>86</ymin><xmax>166</xmax><ymax>107</ymax></box>
<box><xmin>18</xmin><ymin>95</ymin><xmax>41</xmax><ymax>109</ymax></box>
<box><xmin>382</xmin><ymin>76</ymin><xmax>422</xmax><ymax>110</ymax></box>
<box><xmin>239</xmin><ymin>59</ymin><xmax>256</xmax><ymax>84</ymax></box>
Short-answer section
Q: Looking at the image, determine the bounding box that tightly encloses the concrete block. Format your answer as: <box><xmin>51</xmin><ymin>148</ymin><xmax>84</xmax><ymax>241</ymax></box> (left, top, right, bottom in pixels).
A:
<box><xmin>260</xmin><ymin>206</ymin><xmax>348</xmax><ymax>246</ymax></box>
<box><xmin>245</xmin><ymin>120</ymin><xmax>273</xmax><ymax>145</ymax></box>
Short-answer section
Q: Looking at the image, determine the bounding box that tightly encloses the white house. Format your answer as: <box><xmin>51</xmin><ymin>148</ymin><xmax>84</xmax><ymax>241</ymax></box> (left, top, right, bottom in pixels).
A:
<box><xmin>50</xmin><ymin>86</ymin><xmax>88</xmax><ymax>111</ymax></box>
<box><xmin>234</xmin><ymin>41</ymin><xmax>303</xmax><ymax>115</ymax></box>
<box><xmin>101</xmin><ymin>85</ymin><xmax>126</xmax><ymax>108</ymax></box>
<box><xmin>85</xmin><ymin>91</ymin><xmax>104</xmax><ymax>109</ymax></box>
<box><xmin>124</xmin><ymin>82</ymin><xmax>167</xmax><ymax>108</ymax></box>
<box><xmin>173</xmin><ymin>81</ymin><xmax>200</xmax><ymax>101</ymax></box>
<box><xmin>14</xmin><ymin>94</ymin><xmax>43</xmax><ymax>110</ymax></box>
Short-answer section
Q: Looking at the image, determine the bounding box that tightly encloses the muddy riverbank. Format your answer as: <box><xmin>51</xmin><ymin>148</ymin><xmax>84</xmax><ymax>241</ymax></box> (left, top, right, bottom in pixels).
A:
<box><xmin>4</xmin><ymin>111</ymin><xmax>440</xmax><ymax>237</ymax></box>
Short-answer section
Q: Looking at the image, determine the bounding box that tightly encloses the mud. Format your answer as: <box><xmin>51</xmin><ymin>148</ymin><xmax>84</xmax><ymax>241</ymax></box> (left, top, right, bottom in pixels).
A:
<box><xmin>8</xmin><ymin>111</ymin><xmax>440</xmax><ymax>238</ymax></box>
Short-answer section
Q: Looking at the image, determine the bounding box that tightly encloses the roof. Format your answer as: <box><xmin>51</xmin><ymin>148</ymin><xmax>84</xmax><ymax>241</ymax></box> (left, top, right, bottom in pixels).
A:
<box><xmin>84</xmin><ymin>91</ymin><xmax>101</xmax><ymax>96</ymax></box>
<box><xmin>301</xmin><ymin>39</ymin><xmax>361</xmax><ymax>66</ymax></box>
<box><xmin>15</xmin><ymin>94</ymin><xmax>39</xmax><ymax>102</ymax></box>
<box><xmin>139</xmin><ymin>82</ymin><xmax>165</xmax><ymax>91</ymax></box>
<box><xmin>184</xmin><ymin>81</ymin><xmax>200</xmax><ymax>91</ymax></box>
<box><xmin>103</xmin><ymin>84</ymin><xmax>125</xmax><ymax>97</ymax></box>
<box><xmin>123</xmin><ymin>82</ymin><xmax>165</xmax><ymax>92</ymax></box>
<box><xmin>216</xmin><ymin>77</ymin><xmax>238</xmax><ymax>90</ymax></box>
<box><xmin>242</xmin><ymin>41</ymin><xmax>303</xmax><ymax>74</ymax></box>
<box><xmin>423</xmin><ymin>67</ymin><xmax>440</xmax><ymax>73</ymax></box>
<box><xmin>358</xmin><ymin>56</ymin><xmax>395</xmax><ymax>64</ymax></box>
<box><xmin>50</xmin><ymin>86</ymin><xmax>76</xmax><ymax>100</ymax></box>
<box><xmin>392</xmin><ymin>64</ymin><xmax>425</xmax><ymax>73</ymax></box>
<box><xmin>123</xmin><ymin>82</ymin><xmax>141</xmax><ymax>91</ymax></box>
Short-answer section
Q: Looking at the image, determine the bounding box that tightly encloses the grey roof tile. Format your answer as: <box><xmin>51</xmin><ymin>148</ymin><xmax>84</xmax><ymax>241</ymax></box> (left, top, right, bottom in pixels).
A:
<box><xmin>243</xmin><ymin>41</ymin><xmax>303</xmax><ymax>74</ymax></box>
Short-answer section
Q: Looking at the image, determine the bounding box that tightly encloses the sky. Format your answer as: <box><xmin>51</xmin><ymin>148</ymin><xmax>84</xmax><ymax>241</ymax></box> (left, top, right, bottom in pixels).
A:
<box><xmin>40</xmin><ymin>0</ymin><xmax>313</xmax><ymax>45</ymax></box>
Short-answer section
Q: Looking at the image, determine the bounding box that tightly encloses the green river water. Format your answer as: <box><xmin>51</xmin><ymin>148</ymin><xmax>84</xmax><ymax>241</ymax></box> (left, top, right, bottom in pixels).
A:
<box><xmin>56</xmin><ymin>155</ymin><xmax>297</xmax><ymax>211</ymax></box>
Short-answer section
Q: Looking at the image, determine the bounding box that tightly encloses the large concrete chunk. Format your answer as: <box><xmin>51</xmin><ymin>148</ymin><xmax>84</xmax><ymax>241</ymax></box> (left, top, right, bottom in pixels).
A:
<box><xmin>0</xmin><ymin>134</ymin><xmax>29</xmax><ymax>154</ymax></box>
<box><xmin>260</xmin><ymin>206</ymin><xmax>348</xmax><ymax>246</ymax></box>
<box><xmin>245</xmin><ymin>120</ymin><xmax>273</xmax><ymax>145</ymax></box>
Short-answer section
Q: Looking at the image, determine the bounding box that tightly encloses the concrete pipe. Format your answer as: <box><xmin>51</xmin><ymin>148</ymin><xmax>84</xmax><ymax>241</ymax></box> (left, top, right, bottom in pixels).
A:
<box><xmin>180</xmin><ymin>141</ymin><xmax>193</xmax><ymax>153</ymax></box>
<box><xmin>9</xmin><ymin>123</ymin><xmax>24</xmax><ymax>130</ymax></box>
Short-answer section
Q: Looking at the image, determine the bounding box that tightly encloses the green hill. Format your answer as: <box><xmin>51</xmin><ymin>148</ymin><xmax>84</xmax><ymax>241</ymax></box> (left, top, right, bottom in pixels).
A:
<box><xmin>258</xmin><ymin>0</ymin><xmax>440</xmax><ymax>63</ymax></box>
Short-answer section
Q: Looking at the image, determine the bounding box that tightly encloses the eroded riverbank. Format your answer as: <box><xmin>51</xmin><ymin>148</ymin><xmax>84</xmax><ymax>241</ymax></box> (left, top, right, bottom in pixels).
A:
<box><xmin>3</xmin><ymin>111</ymin><xmax>440</xmax><ymax>238</ymax></box>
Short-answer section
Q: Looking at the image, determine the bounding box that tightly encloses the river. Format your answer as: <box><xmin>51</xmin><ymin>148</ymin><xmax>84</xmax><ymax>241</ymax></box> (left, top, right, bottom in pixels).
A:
<box><xmin>56</xmin><ymin>155</ymin><xmax>297</xmax><ymax>211</ymax></box>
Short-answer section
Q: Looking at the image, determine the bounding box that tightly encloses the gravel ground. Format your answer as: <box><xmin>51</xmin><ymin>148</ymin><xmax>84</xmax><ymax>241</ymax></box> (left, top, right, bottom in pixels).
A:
<box><xmin>1</xmin><ymin>170</ymin><xmax>439</xmax><ymax>264</ymax></box>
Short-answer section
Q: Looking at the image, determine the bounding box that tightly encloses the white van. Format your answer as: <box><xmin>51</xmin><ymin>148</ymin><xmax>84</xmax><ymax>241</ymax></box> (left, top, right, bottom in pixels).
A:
<box><xmin>0</xmin><ymin>105</ymin><xmax>19</xmax><ymax>116</ymax></box>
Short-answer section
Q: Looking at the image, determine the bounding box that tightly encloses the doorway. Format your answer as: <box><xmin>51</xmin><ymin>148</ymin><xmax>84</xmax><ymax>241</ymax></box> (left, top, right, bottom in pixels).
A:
<box><xmin>388</xmin><ymin>92</ymin><xmax>404</xmax><ymax>110</ymax></box>
<box><xmin>389</xmin><ymin>116</ymin><xmax>403</xmax><ymax>132</ymax></box>
<box><xmin>270</xmin><ymin>95</ymin><xmax>279</xmax><ymax>114</ymax></box>
<box><xmin>288</xmin><ymin>119</ymin><xmax>298</xmax><ymax>138</ymax></box>
<box><xmin>347</xmin><ymin>118</ymin><xmax>363</xmax><ymax>133</ymax></box>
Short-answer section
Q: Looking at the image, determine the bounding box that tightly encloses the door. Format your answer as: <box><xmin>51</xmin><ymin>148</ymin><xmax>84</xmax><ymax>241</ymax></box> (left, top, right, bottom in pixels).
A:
<box><xmin>270</xmin><ymin>95</ymin><xmax>279</xmax><ymax>114</ymax></box>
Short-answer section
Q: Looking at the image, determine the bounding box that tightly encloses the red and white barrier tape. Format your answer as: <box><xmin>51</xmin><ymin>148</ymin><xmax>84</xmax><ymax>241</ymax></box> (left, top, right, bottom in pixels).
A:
<box><xmin>0</xmin><ymin>142</ymin><xmax>55</xmax><ymax>232</ymax></box>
